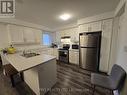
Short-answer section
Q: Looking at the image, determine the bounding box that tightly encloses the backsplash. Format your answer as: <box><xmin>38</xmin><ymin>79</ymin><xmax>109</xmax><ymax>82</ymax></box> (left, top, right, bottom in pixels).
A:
<box><xmin>13</xmin><ymin>45</ymin><xmax>48</xmax><ymax>52</ymax></box>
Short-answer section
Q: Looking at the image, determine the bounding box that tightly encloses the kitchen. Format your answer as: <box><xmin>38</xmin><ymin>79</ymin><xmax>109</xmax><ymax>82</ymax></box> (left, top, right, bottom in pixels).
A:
<box><xmin>0</xmin><ymin>0</ymin><xmax>127</xmax><ymax>95</ymax></box>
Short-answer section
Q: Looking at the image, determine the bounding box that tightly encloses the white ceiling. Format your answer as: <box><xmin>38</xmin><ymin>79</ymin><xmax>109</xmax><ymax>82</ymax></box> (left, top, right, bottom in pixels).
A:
<box><xmin>15</xmin><ymin>0</ymin><xmax>119</xmax><ymax>29</ymax></box>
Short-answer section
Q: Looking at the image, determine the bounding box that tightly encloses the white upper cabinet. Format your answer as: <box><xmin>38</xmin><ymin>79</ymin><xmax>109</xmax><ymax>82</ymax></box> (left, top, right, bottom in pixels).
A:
<box><xmin>79</xmin><ymin>23</ymin><xmax>90</xmax><ymax>33</ymax></box>
<box><xmin>34</xmin><ymin>29</ymin><xmax>42</xmax><ymax>44</ymax></box>
<box><xmin>58</xmin><ymin>27</ymin><xmax>79</xmax><ymax>43</ymax></box>
<box><xmin>8</xmin><ymin>24</ymin><xmax>42</xmax><ymax>44</ymax></box>
<box><xmin>63</xmin><ymin>29</ymin><xmax>68</xmax><ymax>36</ymax></box>
<box><xmin>8</xmin><ymin>25</ymin><xmax>24</xmax><ymax>44</ymax></box>
<box><xmin>60</xmin><ymin>31</ymin><xmax>65</xmax><ymax>38</ymax></box>
<box><xmin>23</xmin><ymin>27</ymin><xmax>35</xmax><ymax>43</ymax></box>
<box><xmin>55</xmin><ymin>31</ymin><xmax>61</xmax><ymax>43</ymax></box>
<box><xmin>99</xmin><ymin>19</ymin><xmax>113</xmax><ymax>73</ymax></box>
<box><xmin>90</xmin><ymin>21</ymin><xmax>102</xmax><ymax>32</ymax></box>
<box><xmin>70</xmin><ymin>27</ymin><xmax>79</xmax><ymax>42</ymax></box>
<box><xmin>79</xmin><ymin>21</ymin><xmax>102</xmax><ymax>33</ymax></box>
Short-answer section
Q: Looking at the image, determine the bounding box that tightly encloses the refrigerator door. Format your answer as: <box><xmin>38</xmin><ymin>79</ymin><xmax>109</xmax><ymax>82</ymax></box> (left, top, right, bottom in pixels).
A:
<box><xmin>80</xmin><ymin>34</ymin><xmax>98</xmax><ymax>47</ymax></box>
<box><xmin>80</xmin><ymin>47</ymin><xmax>98</xmax><ymax>71</ymax></box>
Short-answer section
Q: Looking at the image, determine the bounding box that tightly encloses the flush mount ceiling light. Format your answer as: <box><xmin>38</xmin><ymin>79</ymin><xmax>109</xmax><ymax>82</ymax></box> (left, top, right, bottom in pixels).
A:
<box><xmin>59</xmin><ymin>14</ymin><xmax>71</xmax><ymax>21</ymax></box>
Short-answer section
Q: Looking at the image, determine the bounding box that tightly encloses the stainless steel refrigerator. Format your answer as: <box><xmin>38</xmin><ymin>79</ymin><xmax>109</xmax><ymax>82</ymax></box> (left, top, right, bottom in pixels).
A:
<box><xmin>79</xmin><ymin>32</ymin><xmax>101</xmax><ymax>72</ymax></box>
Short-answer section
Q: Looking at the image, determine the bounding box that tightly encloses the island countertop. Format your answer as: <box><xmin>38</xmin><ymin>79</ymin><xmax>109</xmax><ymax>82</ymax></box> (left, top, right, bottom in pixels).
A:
<box><xmin>2</xmin><ymin>53</ymin><xmax>56</xmax><ymax>72</ymax></box>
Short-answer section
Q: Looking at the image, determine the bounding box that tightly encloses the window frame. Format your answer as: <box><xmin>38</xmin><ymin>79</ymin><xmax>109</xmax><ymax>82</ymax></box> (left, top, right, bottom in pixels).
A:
<box><xmin>42</xmin><ymin>32</ymin><xmax>52</xmax><ymax>46</ymax></box>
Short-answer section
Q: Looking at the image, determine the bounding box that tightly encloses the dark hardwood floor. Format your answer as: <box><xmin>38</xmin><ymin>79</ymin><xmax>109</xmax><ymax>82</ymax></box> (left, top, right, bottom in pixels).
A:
<box><xmin>0</xmin><ymin>62</ymin><xmax>112</xmax><ymax>95</ymax></box>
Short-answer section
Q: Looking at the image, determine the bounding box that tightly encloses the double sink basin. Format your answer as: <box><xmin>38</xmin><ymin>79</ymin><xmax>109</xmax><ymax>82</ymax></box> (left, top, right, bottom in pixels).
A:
<box><xmin>21</xmin><ymin>52</ymin><xmax>40</xmax><ymax>58</ymax></box>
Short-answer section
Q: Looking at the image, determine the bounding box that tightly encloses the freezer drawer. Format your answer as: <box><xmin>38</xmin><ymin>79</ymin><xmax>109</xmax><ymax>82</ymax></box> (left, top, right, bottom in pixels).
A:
<box><xmin>80</xmin><ymin>48</ymin><xmax>98</xmax><ymax>71</ymax></box>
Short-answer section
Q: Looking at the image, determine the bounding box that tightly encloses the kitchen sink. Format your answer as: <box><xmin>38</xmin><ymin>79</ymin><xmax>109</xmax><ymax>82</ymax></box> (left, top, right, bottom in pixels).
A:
<box><xmin>21</xmin><ymin>53</ymin><xmax>40</xmax><ymax>58</ymax></box>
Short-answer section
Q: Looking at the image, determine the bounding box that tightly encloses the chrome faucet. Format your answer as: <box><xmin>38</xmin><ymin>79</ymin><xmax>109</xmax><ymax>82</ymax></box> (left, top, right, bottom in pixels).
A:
<box><xmin>23</xmin><ymin>50</ymin><xmax>26</xmax><ymax>55</ymax></box>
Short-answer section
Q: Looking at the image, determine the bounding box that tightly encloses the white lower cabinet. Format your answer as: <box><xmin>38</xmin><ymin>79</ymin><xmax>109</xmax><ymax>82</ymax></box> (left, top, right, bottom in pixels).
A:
<box><xmin>47</xmin><ymin>48</ymin><xmax>53</xmax><ymax>55</ymax></box>
<box><xmin>40</xmin><ymin>48</ymin><xmax>58</xmax><ymax>60</ymax></box>
<box><xmin>69</xmin><ymin>50</ymin><xmax>79</xmax><ymax>65</ymax></box>
<box><xmin>24</xmin><ymin>59</ymin><xmax>57</xmax><ymax>95</ymax></box>
<box><xmin>53</xmin><ymin>48</ymin><xmax>58</xmax><ymax>60</ymax></box>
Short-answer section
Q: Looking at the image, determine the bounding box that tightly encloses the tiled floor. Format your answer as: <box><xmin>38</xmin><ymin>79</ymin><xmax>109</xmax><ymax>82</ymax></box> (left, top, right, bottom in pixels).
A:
<box><xmin>0</xmin><ymin>62</ymin><xmax>112</xmax><ymax>95</ymax></box>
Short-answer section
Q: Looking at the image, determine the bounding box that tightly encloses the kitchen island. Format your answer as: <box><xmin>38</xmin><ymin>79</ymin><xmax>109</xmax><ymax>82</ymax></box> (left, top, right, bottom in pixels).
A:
<box><xmin>1</xmin><ymin>53</ymin><xmax>57</xmax><ymax>95</ymax></box>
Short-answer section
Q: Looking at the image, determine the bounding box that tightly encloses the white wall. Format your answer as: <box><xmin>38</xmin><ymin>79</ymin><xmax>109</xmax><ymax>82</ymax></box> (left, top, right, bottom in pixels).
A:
<box><xmin>116</xmin><ymin>13</ymin><xmax>127</xmax><ymax>71</ymax></box>
<box><xmin>114</xmin><ymin>0</ymin><xmax>127</xmax><ymax>95</ymax></box>
<box><xmin>108</xmin><ymin>16</ymin><xmax>120</xmax><ymax>74</ymax></box>
<box><xmin>115</xmin><ymin>0</ymin><xmax>127</xmax><ymax>73</ymax></box>
<box><xmin>0</xmin><ymin>23</ymin><xmax>9</xmax><ymax>48</ymax></box>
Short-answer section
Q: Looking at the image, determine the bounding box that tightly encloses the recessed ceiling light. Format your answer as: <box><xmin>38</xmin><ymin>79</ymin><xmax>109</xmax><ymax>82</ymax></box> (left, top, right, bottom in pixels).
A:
<box><xmin>59</xmin><ymin>14</ymin><xmax>71</xmax><ymax>21</ymax></box>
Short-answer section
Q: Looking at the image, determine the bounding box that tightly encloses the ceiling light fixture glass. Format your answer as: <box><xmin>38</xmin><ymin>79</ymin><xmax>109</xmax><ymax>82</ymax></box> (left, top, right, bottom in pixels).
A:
<box><xmin>59</xmin><ymin>14</ymin><xmax>71</xmax><ymax>21</ymax></box>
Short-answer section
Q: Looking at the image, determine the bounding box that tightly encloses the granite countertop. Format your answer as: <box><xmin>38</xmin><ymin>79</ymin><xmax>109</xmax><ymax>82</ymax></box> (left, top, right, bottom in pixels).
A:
<box><xmin>2</xmin><ymin>53</ymin><xmax>56</xmax><ymax>72</ymax></box>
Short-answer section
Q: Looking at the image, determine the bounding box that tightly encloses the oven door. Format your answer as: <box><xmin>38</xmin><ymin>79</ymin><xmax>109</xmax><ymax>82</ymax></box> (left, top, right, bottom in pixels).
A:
<box><xmin>59</xmin><ymin>50</ymin><xmax>69</xmax><ymax>63</ymax></box>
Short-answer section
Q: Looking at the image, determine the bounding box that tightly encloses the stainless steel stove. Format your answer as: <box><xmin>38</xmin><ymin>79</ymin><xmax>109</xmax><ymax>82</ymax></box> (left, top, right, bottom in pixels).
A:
<box><xmin>58</xmin><ymin>44</ymin><xmax>70</xmax><ymax>63</ymax></box>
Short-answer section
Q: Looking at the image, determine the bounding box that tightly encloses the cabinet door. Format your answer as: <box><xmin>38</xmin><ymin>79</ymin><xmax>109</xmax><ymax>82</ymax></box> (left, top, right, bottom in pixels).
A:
<box><xmin>60</xmin><ymin>31</ymin><xmax>65</xmax><ymax>38</ymax></box>
<box><xmin>47</xmin><ymin>48</ymin><xmax>53</xmax><ymax>55</ymax></box>
<box><xmin>75</xmin><ymin>51</ymin><xmax>79</xmax><ymax>65</ymax></box>
<box><xmin>24</xmin><ymin>27</ymin><xmax>35</xmax><ymax>43</ymax></box>
<box><xmin>8</xmin><ymin>25</ymin><xmax>24</xmax><ymax>43</ymax></box>
<box><xmin>55</xmin><ymin>31</ymin><xmax>61</xmax><ymax>43</ymax></box>
<box><xmin>69</xmin><ymin>51</ymin><xmax>79</xmax><ymax>65</ymax></box>
<box><xmin>99</xmin><ymin>19</ymin><xmax>113</xmax><ymax>73</ymax></box>
<box><xmin>41</xmin><ymin>49</ymin><xmax>48</xmax><ymax>54</ymax></box>
<box><xmin>64</xmin><ymin>29</ymin><xmax>70</xmax><ymax>36</ymax></box>
<box><xmin>79</xmin><ymin>23</ymin><xmax>90</xmax><ymax>33</ymax></box>
<box><xmin>53</xmin><ymin>48</ymin><xmax>58</xmax><ymax>60</ymax></box>
<box><xmin>34</xmin><ymin>29</ymin><xmax>42</xmax><ymax>44</ymax></box>
<box><xmin>71</xmin><ymin>27</ymin><xmax>79</xmax><ymax>42</ymax></box>
<box><xmin>69</xmin><ymin>51</ymin><xmax>75</xmax><ymax>63</ymax></box>
<box><xmin>90</xmin><ymin>21</ymin><xmax>102</xmax><ymax>32</ymax></box>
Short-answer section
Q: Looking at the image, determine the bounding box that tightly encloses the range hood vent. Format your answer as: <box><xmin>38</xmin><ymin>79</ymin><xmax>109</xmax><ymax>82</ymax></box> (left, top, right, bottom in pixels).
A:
<box><xmin>61</xmin><ymin>36</ymin><xmax>70</xmax><ymax>39</ymax></box>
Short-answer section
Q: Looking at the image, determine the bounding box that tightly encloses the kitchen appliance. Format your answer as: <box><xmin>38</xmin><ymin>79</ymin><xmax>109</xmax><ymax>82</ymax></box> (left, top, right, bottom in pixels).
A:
<box><xmin>72</xmin><ymin>44</ymin><xmax>79</xmax><ymax>49</ymax></box>
<box><xmin>79</xmin><ymin>32</ymin><xmax>101</xmax><ymax>72</ymax></box>
<box><xmin>61</xmin><ymin>36</ymin><xmax>71</xmax><ymax>43</ymax></box>
<box><xmin>58</xmin><ymin>44</ymin><xmax>70</xmax><ymax>63</ymax></box>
